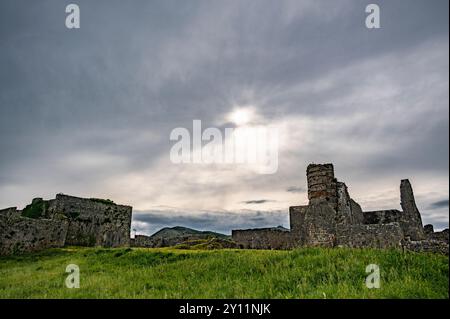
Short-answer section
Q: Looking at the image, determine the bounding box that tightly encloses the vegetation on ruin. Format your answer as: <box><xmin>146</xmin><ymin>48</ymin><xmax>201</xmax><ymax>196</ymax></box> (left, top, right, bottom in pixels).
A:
<box><xmin>0</xmin><ymin>247</ymin><xmax>447</xmax><ymax>299</ymax></box>
<box><xmin>21</xmin><ymin>199</ymin><xmax>47</xmax><ymax>219</ymax></box>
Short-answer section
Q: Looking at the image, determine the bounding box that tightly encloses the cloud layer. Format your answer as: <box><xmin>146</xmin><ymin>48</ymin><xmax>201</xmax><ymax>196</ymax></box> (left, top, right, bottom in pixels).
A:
<box><xmin>0</xmin><ymin>0</ymin><xmax>448</xmax><ymax>234</ymax></box>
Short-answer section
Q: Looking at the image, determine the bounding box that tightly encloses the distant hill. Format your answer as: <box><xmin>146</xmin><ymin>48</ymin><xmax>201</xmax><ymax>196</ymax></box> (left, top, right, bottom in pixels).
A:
<box><xmin>133</xmin><ymin>226</ymin><xmax>230</xmax><ymax>248</ymax></box>
<box><xmin>150</xmin><ymin>226</ymin><xmax>230</xmax><ymax>240</ymax></box>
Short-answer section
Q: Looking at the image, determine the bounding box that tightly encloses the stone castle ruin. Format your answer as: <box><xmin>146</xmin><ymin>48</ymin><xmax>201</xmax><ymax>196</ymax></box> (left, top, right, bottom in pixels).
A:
<box><xmin>0</xmin><ymin>163</ymin><xmax>448</xmax><ymax>255</ymax></box>
<box><xmin>0</xmin><ymin>194</ymin><xmax>132</xmax><ymax>255</ymax></box>
<box><xmin>232</xmin><ymin>164</ymin><xmax>449</xmax><ymax>254</ymax></box>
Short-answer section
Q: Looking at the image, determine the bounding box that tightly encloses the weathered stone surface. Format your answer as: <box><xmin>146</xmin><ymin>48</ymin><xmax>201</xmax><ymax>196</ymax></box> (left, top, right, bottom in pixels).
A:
<box><xmin>424</xmin><ymin>224</ymin><xmax>434</xmax><ymax>235</ymax></box>
<box><xmin>307</xmin><ymin>163</ymin><xmax>337</xmax><ymax>209</ymax></box>
<box><xmin>336</xmin><ymin>182</ymin><xmax>353</xmax><ymax>226</ymax></box>
<box><xmin>0</xmin><ymin>207</ymin><xmax>19</xmax><ymax>215</ymax></box>
<box><xmin>337</xmin><ymin>223</ymin><xmax>403</xmax><ymax>248</ymax></box>
<box><xmin>335</xmin><ymin>183</ymin><xmax>364</xmax><ymax>226</ymax></box>
<box><xmin>47</xmin><ymin>194</ymin><xmax>132</xmax><ymax>247</ymax></box>
<box><xmin>302</xmin><ymin>203</ymin><xmax>336</xmax><ymax>247</ymax></box>
<box><xmin>0</xmin><ymin>208</ymin><xmax>68</xmax><ymax>255</ymax></box>
<box><xmin>400</xmin><ymin>179</ymin><xmax>425</xmax><ymax>240</ymax></box>
<box><xmin>289</xmin><ymin>205</ymin><xmax>307</xmax><ymax>244</ymax></box>
<box><xmin>350</xmin><ymin>199</ymin><xmax>364</xmax><ymax>225</ymax></box>
<box><xmin>404</xmin><ymin>239</ymin><xmax>449</xmax><ymax>255</ymax></box>
<box><xmin>363</xmin><ymin>210</ymin><xmax>401</xmax><ymax>224</ymax></box>
<box><xmin>0</xmin><ymin>194</ymin><xmax>132</xmax><ymax>255</ymax></box>
<box><xmin>133</xmin><ymin>234</ymin><xmax>155</xmax><ymax>247</ymax></box>
<box><xmin>232</xmin><ymin>227</ymin><xmax>293</xmax><ymax>250</ymax></box>
<box><xmin>426</xmin><ymin>228</ymin><xmax>449</xmax><ymax>244</ymax></box>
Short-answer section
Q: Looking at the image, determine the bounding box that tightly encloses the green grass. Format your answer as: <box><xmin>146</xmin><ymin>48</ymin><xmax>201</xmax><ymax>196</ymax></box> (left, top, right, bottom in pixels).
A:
<box><xmin>0</xmin><ymin>247</ymin><xmax>448</xmax><ymax>298</ymax></box>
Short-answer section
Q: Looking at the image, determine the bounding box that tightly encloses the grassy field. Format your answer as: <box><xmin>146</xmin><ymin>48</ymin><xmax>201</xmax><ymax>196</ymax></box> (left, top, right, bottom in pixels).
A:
<box><xmin>0</xmin><ymin>247</ymin><xmax>448</xmax><ymax>298</ymax></box>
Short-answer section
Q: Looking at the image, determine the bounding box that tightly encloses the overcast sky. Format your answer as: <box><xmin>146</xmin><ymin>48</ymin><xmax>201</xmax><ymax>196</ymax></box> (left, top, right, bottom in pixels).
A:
<box><xmin>0</xmin><ymin>0</ymin><xmax>448</xmax><ymax>235</ymax></box>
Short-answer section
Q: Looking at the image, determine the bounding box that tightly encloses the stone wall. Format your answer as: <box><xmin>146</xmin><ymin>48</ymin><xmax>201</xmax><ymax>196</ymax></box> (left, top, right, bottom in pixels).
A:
<box><xmin>403</xmin><ymin>240</ymin><xmax>449</xmax><ymax>255</ymax></box>
<box><xmin>0</xmin><ymin>208</ymin><xmax>68</xmax><ymax>255</ymax></box>
<box><xmin>336</xmin><ymin>223</ymin><xmax>404</xmax><ymax>248</ymax></box>
<box><xmin>232</xmin><ymin>227</ymin><xmax>293</xmax><ymax>250</ymax></box>
<box><xmin>0</xmin><ymin>194</ymin><xmax>132</xmax><ymax>255</ymax></box>
<box><xmin>47</xmin><ymin>194</ymin><xmax>132</xmax><ymax>247</ymax></box>
<box><xmin>336</xmin><ymin>182</ymin><xmax>353</xmax><ymax>226</ymax></box>
<box><xmin>289</xmin><ymin>205</ymin><xmax>307</xmax><ymax>245</ymax></box>
<box><xmin>306</xmin><ymin>164</ymin><xmax>337</xmax><ymax>209</ymax></box>
<box><xmin>430</xmin><ymin>229</ymin><xmax>449</xmax><ymax>243</ymax></box>
<box><xmin>336</xmin><ymin>182</ymin><xmax>364</xmax><ymax>226</ymax></box>
<box><xmin>133</xmin><ymin>234</ymin><xmax>171</xmax><ymax>248</ymax></box>
<box><xmin>133</xmin><ymin>235</ymin><xmax>154</xmax><ymax>247</ymax></box>
<box><xmin>0</xmin><ymin>207</ymin><xmax>19</xmax><ymax>216</ymax></box>
<box><xmin>363</xmin><ymin>210</ymin><xmax>401</xmax><ymax>224</ymax></box>
<box><xmin>424</xmin><ymin>226</ymin><xmax>449</xmax><ymax>244</ymax></box>
<box><xmin>400</xmin><ymin>179</ymin><xmax>425</xmax><ymax>240</ymax></box>
<box><xmin>350</xmin><ymin>199</ymin><xmax>364</xmax><ymax>225</ymax></box>
<box><xmin>301</xmin><ymin>203</ymin><xmax>337</xmax><ymax>247</ymax></box>
<box><xmin>424</xmin><ymin>224</ymin><xmax>434</xmax><ymax>235</ymax></box>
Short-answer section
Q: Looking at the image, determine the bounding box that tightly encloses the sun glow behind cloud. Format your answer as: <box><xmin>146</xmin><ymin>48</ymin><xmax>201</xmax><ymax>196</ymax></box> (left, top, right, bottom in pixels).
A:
<box><xmin>227</xmin><ymin>106</ymin><xmax>258</xmax><ymax>126</ymax></box>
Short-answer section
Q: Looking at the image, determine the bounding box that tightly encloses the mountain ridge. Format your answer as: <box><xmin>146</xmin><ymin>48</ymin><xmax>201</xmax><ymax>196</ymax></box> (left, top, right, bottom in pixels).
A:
<box><xmin>149</xmin><ymin>226</ymin><xmax>230</xmax><ymax>239</ymax></box>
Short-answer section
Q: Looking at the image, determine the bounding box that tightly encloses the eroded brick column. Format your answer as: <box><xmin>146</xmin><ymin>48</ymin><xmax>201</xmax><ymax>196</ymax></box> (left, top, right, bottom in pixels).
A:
<box><xmin>307</xmin><ymin>163</ymin><xmax>337</xmax><ymax>210</ymax></box>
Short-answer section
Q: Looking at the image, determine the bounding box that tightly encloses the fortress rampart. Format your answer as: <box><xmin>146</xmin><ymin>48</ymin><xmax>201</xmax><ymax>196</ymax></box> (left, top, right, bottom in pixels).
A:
<box><xmin>0</xmin><ymin>194</ymin><xmax>132</xmax><ymax>255</ymax></box>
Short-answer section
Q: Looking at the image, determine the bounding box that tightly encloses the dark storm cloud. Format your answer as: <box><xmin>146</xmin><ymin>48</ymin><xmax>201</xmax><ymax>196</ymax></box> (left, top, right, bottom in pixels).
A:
<box><xmin>431</xmin><ymin>222</ymin><xmax>450</xmax><ymax>231</ymax></box>
<box><xmin>242</xmin><ymin>200</ymin><xmax>274</xmax><ymax>204</ymax></box>
<box><xmin>0</xmin><ymin>0</ymin><xmax>448</xmax><ymax>230</ymax></box>
<box><xmin>286</xmin><ymin>186</ymin><xmax>305</xmax><ymax>193</ymax></box>
<box><xmin>429</xmin><ymin>200</ymin><xmax>449</xmax><ymax>210</ymax></box>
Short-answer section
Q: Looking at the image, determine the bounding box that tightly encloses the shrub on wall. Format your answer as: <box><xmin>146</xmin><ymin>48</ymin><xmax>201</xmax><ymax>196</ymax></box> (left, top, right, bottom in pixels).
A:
<box><xmin>21</xmin><ymin>199</ymin><xmax>47</xmax><ymax>219</ymax></box>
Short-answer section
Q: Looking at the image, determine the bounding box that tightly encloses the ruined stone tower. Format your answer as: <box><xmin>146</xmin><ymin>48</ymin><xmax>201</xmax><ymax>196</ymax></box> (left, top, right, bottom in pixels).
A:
<box><xmin>400</xmin><ymin>179</ymin><xmax>425</xmax><ymax>240</ymax></box>
<box><xmin>307</xmin><ymin>164</ymin><xmax>338</xmax><ymax>209</ymax></box>
<box><xmin>299</xmin><ymin>164</ymin><xmax>339</xmax><ymax>247</ymax></box>
<box><xmin>233</xmin><ymin>163</ymin><xmax>448</xmax><ymax>253</ymax></box>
